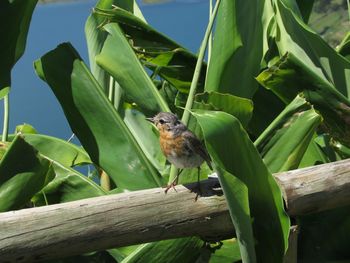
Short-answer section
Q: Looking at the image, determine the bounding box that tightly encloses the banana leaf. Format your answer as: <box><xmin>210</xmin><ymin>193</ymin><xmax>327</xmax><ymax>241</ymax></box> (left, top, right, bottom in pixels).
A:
<box><xmin>275</xmin><ymin>0</ymin><xmax>350</xmax><ymax>98</ymax></box>
<box><xmin>15</xmin><ymin>123</ymin><xmax>38</xmax><ymax>134</ymax></box>
<box><xmin>23</xmin><ymin>134</ymin><xmax>91</xmax><ymax>167</ymax></box>
<box><xmin>0</xmin><ymin>0</ymin><xmax>37</xmax><ymax>97</ymax></box>
<box><xmin>121</xmin><ymin>237</ymin><xmax>203</xmax><ymax>263</ymax></box>
<box><xmin>337</xmin><ymin>32</ymin><xmax>350</xmax><ymax>62</ymax></box>
<box><xmin>255</xmin><ymin>95</ymin><xmax>322</xmax><ymax>172</ymax></box>
<box><xmin>248</xmin><ymin>87</ymin><xmax>285</xmax><ymax>138</ymax></box>
<box><xmin>93</xmin><ymin>6</ymin><xmax>206</xmax><ymax>93</ymax></box>
<box><xmin>296</xmin><ymin>0</ymin><xmax>315</xmax><ymax>22</ymax></box>
<box><xmin>5</xmin><ymin>125</ymin><xmax>91</xmax><ymax>168</ymax></box>
<box><xmin>121</xmin><ymin>107</ymin><xmax>166</xmax><ymax>173</ymax></box>
<box><xmin>0</xmin><ymin>135</ymin><xmax>54</xmax><ymax>212</ymax></box>
<box><xmin>85</xmin><ymin>0</ymin><xmax>136</xmax><ymax>88</ymax></box>
<box><xmin>34</xmin><ymin>43</ymin><xmax>163</xmax><ymax>191</ymax></box>
<box><xmin>209</xmin><ymin>239</ymin><xmax>241</xmax><ymax>263</ymax></box>
<box><xmin>257</xmin><ymin>52</ymin><xmax>350</xmax><ymax>148</ymax></box>
<box><xmin>298</xmin><ymin>137</ymin><xmax>329</xmax><ymax>169</ymax></box>
<box><xmin>192</xmin><ymin>110</ymin><xmax>290</xmax><ymax>263</ymax></box>
<box><xmin>194</xmin><ymin>92</ymin><xmax>253</xmax><ymax>128</ymax></box>
<box><xmin>96</xmin><ymin>23</ymin><xmax>170</xmax><ymax>114</ymax></box>
<box><xmin>205</xmin><ymin>0</ymin><xmax>264</xmax><ymax>99</ymax></box>
<box><xmin>32</xmin><ymin>162</ymin><xmax>106</xmax><ymax>206</ymax></box>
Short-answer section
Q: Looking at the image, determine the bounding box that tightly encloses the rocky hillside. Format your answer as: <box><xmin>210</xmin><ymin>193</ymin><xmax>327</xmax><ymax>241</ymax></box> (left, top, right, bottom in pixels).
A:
<box><xmin>309</xmin><ymin>0</ymin><xmax>349</xmax><ymax>47</ymax></box>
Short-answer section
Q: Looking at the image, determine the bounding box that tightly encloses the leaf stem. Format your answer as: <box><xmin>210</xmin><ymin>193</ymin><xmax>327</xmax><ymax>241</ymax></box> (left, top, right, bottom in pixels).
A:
<box><xmin>2</xmin><ymin>94</ymin><xmax>9</xmax><ymax>142</ymax></box>
<box><xmin>207</xmin><ymin>0</ymin><xmax>213</xmax><ymax>67</ymax></box>
<box><xmin>108</xmin><ymin>76</ymin><xmax>115</xmax><ymax>102</ymax></box>
<box><xmin>168</xmin><ymin>0</ymin><xmax>221</xmax><ymax>185</ymax></box>
<box><xmin>181</xmin><ymin>0</ymin><xmax>221</xmax><ymax>126</ymax></box>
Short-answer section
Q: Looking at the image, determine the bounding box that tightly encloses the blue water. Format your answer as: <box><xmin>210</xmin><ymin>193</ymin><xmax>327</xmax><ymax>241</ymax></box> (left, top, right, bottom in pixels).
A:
<box><xmin>3</xmin><ymin>0</ymin><xmax>208</xmax><ymax>139</ymax></box>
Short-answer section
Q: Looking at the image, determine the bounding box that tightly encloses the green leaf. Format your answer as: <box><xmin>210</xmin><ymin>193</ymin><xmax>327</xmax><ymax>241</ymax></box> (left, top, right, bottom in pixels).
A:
<box><xmin>275</xmin><ymin>0</ymin><xmax>350</xmax><ymax>97</ymax></box>
<box><xmin>205</xmin><ymin>0</ymin><xmax>264</xmax><ymax>99</ymax></box>
<box><xmin>23</xmin><ymin>134</ymin><xmax>91</xmax><ymax>167</ymax></box>
<box><xmin>34</xmin><ymin>42</ymin><xmax>163</xmax><ymax>191</ymax></box>
<box><xmin>15</xmin><ymin>123</ymin><xmax>38</xmax><ymax>134</ymax></box>
<box><xmin>257</xmin><ymin>52</ymin><xmax>350</xmax><ymax>148</ymax></box>
<box><xmin>255</xmin><ymin>95</ymin><xmax>322</xmax><ymax>172</ymax></box>
<box><xmin>0</xmin><ymin>0</ymin><xmax>37</xmax><ymax>97</ymax></box>
<box><xmin>95</xmin><ymin>23</ymin><xmax>170</xmax><ymax>114</ymax></box>
<box><xmin>248</xmin><ymin>87</ymin><xmax>285</xmax><ymax>137</ymax></box>
<box><xmin>122</xmin><ymin>107</ymin><xmax>166</xmax><ymax>173</ymax></box>
<box><xmin>337</xmin><ymin>32</ymin><xmax>350</xmax><ymax>62</ymax></box>
<box><xmin>121</xmin><ymin>237</ymin><xmax>203</xmax><ymax>263</ymax></box>
<box><xmin>32</xmin><ymin>163</ymin><xmax>106</xmax><ymax>206</ymax></box>
<box><xmin>192</xmin><ymin>110</ymin><xmax>290</xmax><ymax>263</ymax></box>
<box><xmin>194</xmin><ymin>91</ymin><xmax>253</xmax><ymax>128</ymax></box>
<box><xmin>93</xmin><ymin>6</ymin><xmax>206</xmax><ymax>93</ymax></box>
<box><xmin>209</xmin><ymin>239</ymin><xmax>241</xmax><ymax>263</ymax></box>
<box><xmin>298</xmin><ymin>136</ymin><xmax>329</xmax><ymax>168</ymax></box>
<box><xmin>0</xmin><ymin>135</ymin><xmax>54</xmax><ymax>212</ymax></box>
<box><xmin>85</xmin><ymin>0</ymin><xmax>114</xmax><ymax>90</ymax></box>
<box><xmin>85</xmin><ymin>1</ymin><xmax>135</xmax><ymax>91</ymax></box>
<box><xmin>4</xmin><ymin>133</ymin><xmax>90</xmax><ymax>167</ymax></box>
<box><xmin>0</xmin><ymin>141</ymin><xmax>8</xmax><ymax>160</ymax></box>
<box><xmin>296</xmin><ymin>0</ymin><xmax>315</xmax><ymax>22</ymax></box>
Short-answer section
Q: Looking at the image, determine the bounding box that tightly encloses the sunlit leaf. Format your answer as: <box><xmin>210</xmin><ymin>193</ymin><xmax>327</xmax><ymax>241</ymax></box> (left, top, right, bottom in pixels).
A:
<box><xmin>96</xmin><ymin>23</ymin><xmax>170</xmax><ymax>114</ymax></box>
<box><xmin>257</xmin><ymin>53</ymin><xmax>350</xmax><ymax>148</ymax></box>
<box><xmin>121</xmin><ymin>237</ymin><xmax>203</xmax><ymax>263</ymax></box>
<box><xmin>0</xmin><ymin>0</ymin><xmax>37</xmax><ymax>97</ymax></box>
<box><xmin>0</xmin><ymin>135</ymin><xmax>54</xmax><ymax>212</ymax></box>
<box><xmin>255</xmin><ymin>95</ymin><xmax>322</xmax><ymax>172</ymax></box>
<box><xmin>275</xmin><ymin>0</ymin><xmax>350</xmax><ymax>97</ymax></box>
<box><xmin>194</xmin><ymin>91</ymin><xmax>253</xmax><ymax>128</ymax></box>
<box><xmin>34</xmin><ymin>43</ymin><xmax>163</xmax><ymax>191</ymax></box>
<box><xmin>93</xmin><ymin>6</ymin><xmax>206</xmax><ymax>93</ymax></box>
<box><xmin>32</xmin><ymin>162</ymin><xmax>106</xmax><ymax>206</ymax></box>
<box><xmin>192</xmin><ymin>110</ymin><xmax>290</xmax><ymax>263</ymax></box>
<box><xmin>205</xmin><ymin>0</ymin><xmax>264</xmax><ymax>99</ymax></box>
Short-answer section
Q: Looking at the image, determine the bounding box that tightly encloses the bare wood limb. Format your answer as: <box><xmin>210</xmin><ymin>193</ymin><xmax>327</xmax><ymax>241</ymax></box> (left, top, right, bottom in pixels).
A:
<box><xmin>1</xmin><ymin>159</ymin><xmax>350</xmax><ymax>262</ymax></box>
<box><xmin>275</xmin><ymin>158</ymin><xmax>350</xmax><ymax>216</ymax></box>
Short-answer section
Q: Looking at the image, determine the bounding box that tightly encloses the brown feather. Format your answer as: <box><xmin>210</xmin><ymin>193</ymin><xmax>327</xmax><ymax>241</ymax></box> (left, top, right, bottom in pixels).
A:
<box><xmin>182</xmin><ymin>131</ymin><xmax>213</xmax><ymax>170</ymax></box>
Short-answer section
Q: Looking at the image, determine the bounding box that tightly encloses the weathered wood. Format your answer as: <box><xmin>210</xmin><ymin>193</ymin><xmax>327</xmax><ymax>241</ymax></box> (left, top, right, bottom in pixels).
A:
<box><xmin>1</xmin><ymin>159</ymin><xmax>350</xmax><ymax>262</ymax></box>
<box><xmin>275</xmin><ymin>158</ymin><xmax>350</xmax><ymax>215</ymax></box>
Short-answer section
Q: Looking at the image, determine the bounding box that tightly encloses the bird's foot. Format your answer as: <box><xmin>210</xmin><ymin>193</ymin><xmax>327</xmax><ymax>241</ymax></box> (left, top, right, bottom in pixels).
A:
<box><xmin>191</xmin><ymin>181</ymin><xmax>202</xmax><ymax>201</ymax></box>
<box><xmin>164</xmin><ymin>182</ymin><xmax>177</xmax><ymax>194</ymax></box>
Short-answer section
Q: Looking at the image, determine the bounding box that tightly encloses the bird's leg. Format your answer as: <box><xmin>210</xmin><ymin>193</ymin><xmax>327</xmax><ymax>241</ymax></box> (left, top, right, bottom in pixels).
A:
<box><xmin>165</xmin><ymin>169</ymin><xmax>183</xmax><ymax>194</ymax></box>
<box><xmin>194</xmin><ymin>167</ymin><xmax>202</xmax><ymax>201</ymax></box>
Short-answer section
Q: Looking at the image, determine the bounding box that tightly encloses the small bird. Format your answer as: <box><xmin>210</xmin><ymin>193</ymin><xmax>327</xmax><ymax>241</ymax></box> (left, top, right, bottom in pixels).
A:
<box><xmin>146</xmin><ymin>112</ymin><xmax>212</xmax><ymax>196</ymax></box>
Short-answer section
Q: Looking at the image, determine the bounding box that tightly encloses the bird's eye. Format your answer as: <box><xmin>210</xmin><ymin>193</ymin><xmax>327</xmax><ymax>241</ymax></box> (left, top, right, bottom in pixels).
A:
<box><xmin>159</xmin><ymin>119</ymin><xmax>165</xmax><ymax>124</ymax></box>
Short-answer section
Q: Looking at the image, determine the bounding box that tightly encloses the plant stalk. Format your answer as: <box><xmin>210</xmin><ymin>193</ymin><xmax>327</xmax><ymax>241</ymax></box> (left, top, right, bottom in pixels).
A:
<box><xmin>168</xmin><ymin>0</ymin><xmax>221</xmax><ymax>185</ymax></box>
<box><xmin>2</xmin><ymin>94</ymin><xmax>9</xmax><ymax>142</ymax></box>
<box><xmin>108</xmin><ymin>76</ymin><xmax>115</xmax><ymax>102</ymax></box>
<box><xmin>181</xmin><ymin>0</ymin><xmax>221</xmax><ymax>126</ymax></box>
<box><xmin>207</xmin><ymin>0</ymin><xmax>213</xmax><ymax>67</ymax></box>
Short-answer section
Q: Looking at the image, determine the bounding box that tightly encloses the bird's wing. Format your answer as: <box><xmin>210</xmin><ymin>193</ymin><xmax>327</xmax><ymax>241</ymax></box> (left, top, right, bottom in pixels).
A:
<box><xmin>183</xmin><ymin>130</ymin><xmax>213</xmax><ymax>170</ymax></box>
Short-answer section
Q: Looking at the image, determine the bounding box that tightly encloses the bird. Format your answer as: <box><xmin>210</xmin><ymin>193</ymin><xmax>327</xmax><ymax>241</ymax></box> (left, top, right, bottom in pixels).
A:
<box><xmin>146</xmin><ymin>112</ymin><xmax>213</xmax><ymax>197</ymax></box>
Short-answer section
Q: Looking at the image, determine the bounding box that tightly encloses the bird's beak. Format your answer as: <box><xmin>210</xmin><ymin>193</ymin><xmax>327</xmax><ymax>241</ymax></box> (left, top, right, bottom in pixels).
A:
<box><xmin>146</xmin><ymin>117</ymin><xmax>154</xmax><ymax>123</ymax></box>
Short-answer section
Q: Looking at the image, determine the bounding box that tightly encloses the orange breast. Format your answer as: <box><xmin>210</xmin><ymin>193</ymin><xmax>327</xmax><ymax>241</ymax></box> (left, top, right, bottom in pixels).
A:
<box><xmin>159</xmin><ymin>130</ymin><xmax>185</xmax><ymax>157</ymax></box>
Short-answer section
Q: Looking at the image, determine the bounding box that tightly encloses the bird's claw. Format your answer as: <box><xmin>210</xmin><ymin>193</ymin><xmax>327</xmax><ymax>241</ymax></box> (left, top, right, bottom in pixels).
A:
<box><xmin>164</xmin><ymin>182</ymin><xmax>177</xmax><ymax>194</ymax></box>
<box><xmin>191</xmin><ymin>182</ymin><xmax>202</xmax><ymax>201</ymax></box>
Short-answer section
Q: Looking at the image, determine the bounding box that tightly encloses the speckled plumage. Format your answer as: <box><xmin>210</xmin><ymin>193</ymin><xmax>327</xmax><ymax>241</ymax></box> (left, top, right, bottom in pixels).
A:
<box><xmin>147</xmin><ymin>112</ymin><xmax>212</xmax><ymax>170</ymax></box>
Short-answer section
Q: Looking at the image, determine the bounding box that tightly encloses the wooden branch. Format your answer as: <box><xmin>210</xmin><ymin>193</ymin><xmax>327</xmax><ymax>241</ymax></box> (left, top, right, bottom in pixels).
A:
<box><xmin>274</xmin><ymin>158</ymin><xmax>350</xmax><ymax>215</ymax></box>
<box><xmin>1</xmin><ymin>159</ymin><xmax>350</xmax><ymax>262</ymax></box>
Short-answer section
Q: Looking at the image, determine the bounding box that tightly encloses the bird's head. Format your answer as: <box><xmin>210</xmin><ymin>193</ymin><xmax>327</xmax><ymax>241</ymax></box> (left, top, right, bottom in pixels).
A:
<box><xmin>146</xmin><ymin>112</ymin><xmax>185</xmax><ymax>134</ymax></box>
